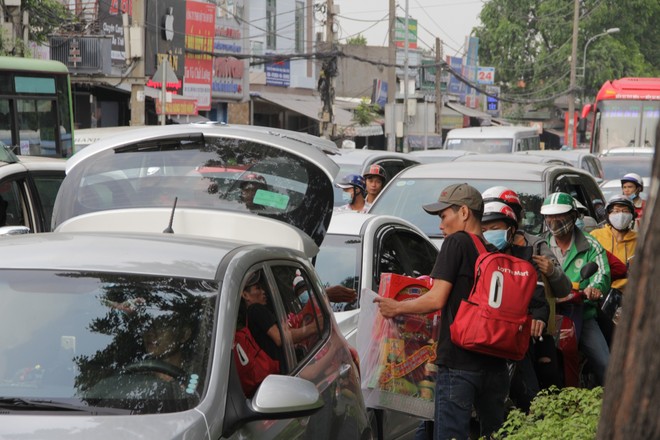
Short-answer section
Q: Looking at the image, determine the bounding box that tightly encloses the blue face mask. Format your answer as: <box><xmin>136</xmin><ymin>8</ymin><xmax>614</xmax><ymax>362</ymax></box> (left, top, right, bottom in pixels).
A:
<box><xmin>575</xmin><ymin>217</ymin><xmax>585</xmax><ymax>230</ymax></box>
<box><xmin>627</xmin><ymin>193</ymin><xmax>638</xmax><ymax>201</ymax></box>
<box><xmin>342</xmin><ymin>191</ymin><xmax>353</xmax><ymax>203</ymax></box>
<box><xmin>483</xmin><ymin>228</ymin><xmax>510</xmax><ymax>250</ymax></box>
<box><xmin>298</xmin><ymin>290</ymin><xmax>310</xmax><ymax>305</ymax></box>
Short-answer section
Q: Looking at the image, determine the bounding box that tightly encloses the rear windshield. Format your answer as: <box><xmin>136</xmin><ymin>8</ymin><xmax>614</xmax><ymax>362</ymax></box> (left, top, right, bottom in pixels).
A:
<box><xmin>53</xmin><ymin>135</ymin><xmax>334</xmax><ymax>245</ymax></box>
<box><xmin>445</xmin><ymin>138</ymin><xmax>513</xmax><ymax>153</ymax></box>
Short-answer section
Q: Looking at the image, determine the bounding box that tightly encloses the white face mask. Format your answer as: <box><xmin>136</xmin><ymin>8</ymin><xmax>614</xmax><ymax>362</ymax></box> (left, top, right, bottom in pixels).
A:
<box><xmin>609</xmin><ymin>212</ymin><xmax>633</xmax><ymax>231</ymax></box>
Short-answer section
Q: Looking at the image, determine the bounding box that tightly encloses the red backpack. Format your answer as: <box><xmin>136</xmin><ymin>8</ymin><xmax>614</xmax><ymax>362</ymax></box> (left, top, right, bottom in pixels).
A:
<box><xmin>233</xmin><ymin>325</ymin><xmax>280</xmax><ymax>397</ymax></box>
<box><xmin>449</xmin><ymin>233</ymin><xmax>537</xmax><ymax>361</ymax></box>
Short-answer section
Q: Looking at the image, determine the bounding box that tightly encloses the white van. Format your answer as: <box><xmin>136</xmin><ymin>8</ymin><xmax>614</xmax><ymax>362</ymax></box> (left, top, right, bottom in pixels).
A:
<box><xmin>443</xmin><ymin>126</ymin><xmax>541</xmax><ymax>153</ymax></box>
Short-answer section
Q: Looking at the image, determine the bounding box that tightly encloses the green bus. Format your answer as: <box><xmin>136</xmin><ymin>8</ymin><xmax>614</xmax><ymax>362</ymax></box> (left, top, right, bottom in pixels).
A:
<box><xmin>0</xmin><ymin>56</ymin><xmax>74</xmax><ymax>157</ymax></box>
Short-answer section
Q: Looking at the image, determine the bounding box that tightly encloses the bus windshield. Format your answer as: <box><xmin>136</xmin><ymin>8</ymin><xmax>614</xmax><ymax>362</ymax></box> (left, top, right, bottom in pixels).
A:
<box><xmin>596</xmin><ymin>100</ymin><xmax>660</xmax><ymax>152</ymax></box>
<box><xmin>0</xmin><ymin>57</ymin><xmax>74</xmax><ymax>158</ymax></box>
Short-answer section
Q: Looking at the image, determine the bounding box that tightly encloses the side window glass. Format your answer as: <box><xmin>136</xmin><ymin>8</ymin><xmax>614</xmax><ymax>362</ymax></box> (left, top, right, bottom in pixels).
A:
<box><xmin>32</xmin><ymin>173</ymin><xmax>64</xmax><ymax>231</ymax></box>
<box><xmin>377</xmin><ymin>160</ymin><xmax>403</xmax><ymax>181</ymax></box>
<box><xmin>271</xmin><ymin>265</ymin><xmax>325</xmax><ymax>367</ymax></box>
<box><xmin>376</xmin><ymin>229</ymin><xmax>438</xmax><ymax>289</ymax></box>
<box><xmin>0</xmin><ymin>179</ymin><xmax>28</xmax><ymax>228</ymax></box>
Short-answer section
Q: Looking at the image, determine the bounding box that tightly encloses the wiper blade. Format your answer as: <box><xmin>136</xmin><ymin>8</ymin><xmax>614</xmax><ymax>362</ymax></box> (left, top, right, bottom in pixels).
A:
<box><xmin>0</xmin><ymin>397</ymin><xmax>132</xmax><ymax>415</ymax></box>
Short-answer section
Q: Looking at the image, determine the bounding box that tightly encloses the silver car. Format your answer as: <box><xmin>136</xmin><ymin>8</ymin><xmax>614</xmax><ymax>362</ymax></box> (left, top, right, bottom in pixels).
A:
<box><xmin>1</xmin><ymin>125</ymin><xmax>371</xmax><ymax>439</ymax></box>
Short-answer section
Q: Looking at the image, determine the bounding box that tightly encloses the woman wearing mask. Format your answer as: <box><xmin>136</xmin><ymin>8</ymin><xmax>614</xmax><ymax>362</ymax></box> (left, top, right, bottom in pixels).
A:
<box><xmin>590</xmin><ymin>196</ymin><xmax>637</xmax><ymax>291</ymax></box>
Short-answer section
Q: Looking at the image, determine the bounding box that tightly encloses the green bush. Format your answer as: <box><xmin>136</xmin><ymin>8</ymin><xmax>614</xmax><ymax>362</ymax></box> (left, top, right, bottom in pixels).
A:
<box><xmin>491</xmin><ymin>386</ymin><xmax>603</xmax><ymax>440</ymax></box>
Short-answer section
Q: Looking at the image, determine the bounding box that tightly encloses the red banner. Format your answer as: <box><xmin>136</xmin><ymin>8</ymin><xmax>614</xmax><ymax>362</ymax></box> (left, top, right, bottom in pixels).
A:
<box><xmin>183</xmin><ymin>1</ymin><xmax>215</xmax><ymax>110</ymax></box>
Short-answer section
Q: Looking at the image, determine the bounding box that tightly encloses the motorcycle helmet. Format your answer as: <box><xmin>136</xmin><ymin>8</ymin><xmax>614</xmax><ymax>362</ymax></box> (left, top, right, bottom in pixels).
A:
<box><xmin>335</xmin><ymin>173</ymin><xmax>366</xmax><ymax>197</ymax></box>
<box><xmin>621</xmin><ymin>173</ymin><xmax>643</xmax><ymax>192</ymax></box>
<box><xmin>482</xmin><ymin>186</ymin><xmax>522</xmax><ymax>220</ymax></box>
<box><xmin>482</xmin><ymin>201</ymin><xmax>518</xmax><ymax>227</ymax></box>
<box><xmin>363</xmin><ymin>164</ymin><xmax>388</xmax><ymax>184</ymax></box>
<box><xmin>540</xmin><ymin>192</ymin><xmax>577</xmax><ymax>215</ymax></box>
<box><xmin>606</xmin><ymin>195</ymin><xmax>637</xmax><ymax>219</ymax></box>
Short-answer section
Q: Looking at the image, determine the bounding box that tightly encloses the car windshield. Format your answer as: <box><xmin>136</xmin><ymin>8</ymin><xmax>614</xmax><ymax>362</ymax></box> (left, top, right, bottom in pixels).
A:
<box><xmin>597</xmin><ymin>100</ymin><xmax>660</xmax><ymax>150</ymax></box>
<box><xmin>370</xmin><ymin>178</ymin><xmax>545</xmax><ymax>237</ymax></box>
<box><xmin>53</xmin><ymin>134</ymin><xmax>334</xmax><ymax>245</ymax></box>
<box><xmin>0</xmin><ymin>270</ymin><xmax>217</xmax><ymax>415</ymax></box>
<box><xmin>444</xmin><ymin>138</ymin><xmax>513</xmax><ymax>153</ymax></box>
<box><xmin>600</xmin><ymin>158</ymin><xmax>653</xmax><ymax>180</ymax></box>
<box><xmin>315</xmin><ymin>234</ymin><xmax>361</xmax><ymax>311</ymax></box>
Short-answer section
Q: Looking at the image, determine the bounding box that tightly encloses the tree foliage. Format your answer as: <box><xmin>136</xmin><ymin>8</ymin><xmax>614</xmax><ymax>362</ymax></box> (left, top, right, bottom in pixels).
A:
<box><xmin>24</xmin><ymin>0</ymin><xmax>76</xmax><ymax>43</ymax></box>
<box><xmin>346</xmin><ymin>34</ymin><xmax>368</xmax><ymax>46</ymax></box>
<box><xmin>353</xmin><ymin>97</ymin><xmax>380</xmax><ymax>127</ymax></box>
<box><xmin>474</xmin><ymin>0</ymin><xmax>660</xmax><ymax>103</ymax></box>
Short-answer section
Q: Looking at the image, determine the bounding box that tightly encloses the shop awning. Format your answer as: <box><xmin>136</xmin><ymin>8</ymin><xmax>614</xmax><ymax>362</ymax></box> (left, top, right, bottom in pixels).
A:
<box><xmin>253</xmin><ymin>91</ymin><xmax>382</xmax><ymax>136</ymax></box>
<box><xmin>446</xmin><ymin>102</ymin><xmax>493</xmax><ymax>120</ymax></box>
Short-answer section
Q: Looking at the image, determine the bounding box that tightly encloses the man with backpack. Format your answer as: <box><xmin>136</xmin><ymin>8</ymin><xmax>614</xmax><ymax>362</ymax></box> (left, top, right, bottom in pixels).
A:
<box><xmin>375</xmin><ymin>183</ymin><xmax>530</xmax><ymax>440</ymax></box>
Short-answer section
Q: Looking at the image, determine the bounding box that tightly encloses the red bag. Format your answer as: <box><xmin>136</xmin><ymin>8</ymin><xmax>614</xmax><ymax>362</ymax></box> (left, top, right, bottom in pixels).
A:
<box><xmin>449</xmin><ymin>233</ymin><xmax>536</xmax><ymax>361</ymax></box>
<box><xmin>233</xmin><ymin>325</ymin><xmax>280</xmax><ymax>397</ymax></box>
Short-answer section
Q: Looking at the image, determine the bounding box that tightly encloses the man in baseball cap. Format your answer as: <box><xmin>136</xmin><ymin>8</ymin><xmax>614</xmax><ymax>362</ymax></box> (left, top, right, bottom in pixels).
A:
<box><xmin>375</xmin><ymin>182</ymin><xmax>509</xmax><ymax>439</ymax></box>
<box><xmin>422</xmin><ymin>182</ymin><xmax>484</xmax><ymax>216</ymax></box>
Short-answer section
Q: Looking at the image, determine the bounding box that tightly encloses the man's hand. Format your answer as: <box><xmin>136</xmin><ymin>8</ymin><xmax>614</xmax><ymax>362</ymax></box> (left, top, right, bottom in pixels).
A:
<box><xmin>531</xmin><ymin>319</ymin><xmax>546</xmax><ymax>338</ymax></box>
<box><xmin>326</xmin><ymin>285</ymin><xmax>357</xmax><ymax>303</ymax></box>
<box><xmin>373</xmin><ymin>296</ymin><xmax>399</xmax><ymax>318</ymax></box>
<box><xmin>532</xmin><ymin>255</ymin><xmax>555</xmax><ymax>277</ymax></box>
<box><xmin>583</xmin><ymin>286</ymin><xmax>603</xmax><ymax>301</ymax></box>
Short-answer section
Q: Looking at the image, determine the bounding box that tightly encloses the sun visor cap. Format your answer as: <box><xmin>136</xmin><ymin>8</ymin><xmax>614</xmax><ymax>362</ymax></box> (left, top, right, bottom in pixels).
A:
<box><xmin>423</xmin><ymin>183</ymin><xmax>484</xmax><ymax>215</ymax></box>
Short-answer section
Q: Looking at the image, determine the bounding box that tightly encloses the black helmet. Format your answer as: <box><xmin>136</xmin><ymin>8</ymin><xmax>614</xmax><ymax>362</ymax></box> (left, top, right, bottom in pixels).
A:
<box><xmin>363</xmin><ymin>164</ymin><xmax>388</xmax><ymax>183</ymax></box>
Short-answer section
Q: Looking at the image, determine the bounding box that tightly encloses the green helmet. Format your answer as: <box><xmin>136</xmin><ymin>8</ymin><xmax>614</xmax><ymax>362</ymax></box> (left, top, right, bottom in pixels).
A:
<box><xmin>540</xmin><ymin>192</ymin><xmax>576</xmax><ymax>215</ymax></box>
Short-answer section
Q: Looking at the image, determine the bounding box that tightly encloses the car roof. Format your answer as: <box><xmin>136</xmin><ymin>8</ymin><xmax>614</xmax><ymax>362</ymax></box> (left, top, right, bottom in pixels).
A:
<box><xmin>445</xmin><ymin>125</ymin><xmax>537</xmax><ymax>138</ymax></box>
<box><xmin>517</xmin><ymin>149</ymin><xmax>594</xmax><ymax>159</ymax></box>
<box><xmin>397</xmin><ymin>161</ymin><xmax>573</xmax><ymax>181</ymax></box>
<box><xmin>408</xmin><ymin>149</ymin><xmax>477</xmax><ymax>162</ymax></box>
<box><xmin>331</xmin><ymin>149</ymin><xmax>415</xmax><ymax>166</ymax></box>
<box><xmin>327</xmin><ymin>211</ymin><xmax>429</xmax><ymax>237</ymax></box>
<box><xmin>454</xmin><ymin>153</ymin><xmax>573</xmax><ymax>167</ymax></box>
<box><xmin>0</xmin><ymin>231</ymin><xmax>237</xmax><ymax>279</ymax></box>
<box><xmin>599</xmin><ymin>147</ymin><xmax>655</xmax><ymax>156</ymax></box>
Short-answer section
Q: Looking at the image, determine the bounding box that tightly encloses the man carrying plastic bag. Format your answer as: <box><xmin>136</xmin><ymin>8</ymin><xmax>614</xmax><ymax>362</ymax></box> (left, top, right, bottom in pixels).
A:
<box><xmin>374</xmin><ymin>183</ymin><xmax>510</xmax><ymax>440</ymax></box>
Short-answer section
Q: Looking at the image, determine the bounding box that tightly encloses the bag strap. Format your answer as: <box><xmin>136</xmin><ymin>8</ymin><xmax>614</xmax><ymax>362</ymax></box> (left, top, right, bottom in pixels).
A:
<box><xmin>467</xmin><ymin>232</ymin><xmax>488</xmax><ymax>255</ymax></box>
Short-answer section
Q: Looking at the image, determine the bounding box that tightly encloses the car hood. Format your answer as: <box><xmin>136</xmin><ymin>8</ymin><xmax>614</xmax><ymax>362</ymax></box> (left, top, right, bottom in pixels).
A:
<box><xmin>54</xmin><ymin>125</ymin><xmax>339</xmax><ymax>248</ymax></box>
<box><xmin>0</xmin><ymin>412</ymin><xmax>208</xmax><ymax>440</ymax></box>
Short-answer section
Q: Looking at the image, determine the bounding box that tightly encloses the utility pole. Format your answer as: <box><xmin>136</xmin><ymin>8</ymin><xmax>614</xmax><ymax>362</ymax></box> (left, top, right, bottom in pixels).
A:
<box><xmin>435</xmin><ymin>37</ymin><xmax>443</xmax><ymax>144</ymax></box>
<box><xmin>567</xmin><ymin>0</ymin><xmax>579</xmax><ymax>148</ymax></box>
<box><xmin>387</xmin><ymin>0</ymin><xmax>396</xmax><ymax>151</ymax></box>
<box><xmin>402</xmin><ymin>0</ymin><xmax>409</xmax><ymax>153</ymax></box>
<box><xmin>129</xmin><ymin>0</ymin><xmax>145</xmax><ymax>126</ymax></box>
<box><xmin>319</xmin><ymin>0</ymin><xmax>336</xmax><ymax>139</ymax></box>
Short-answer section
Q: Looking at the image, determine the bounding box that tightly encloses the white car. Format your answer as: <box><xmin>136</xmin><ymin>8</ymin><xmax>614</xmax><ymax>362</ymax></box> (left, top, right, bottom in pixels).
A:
<box><xmin>315</xmin><ymin>211</ymin><xmax>439</xmax><ymax>440</ymax></box>
<box><xmin>1</xmin><ymin>124</ymin><xmax>373</xmax><ymax>439</ymax></box>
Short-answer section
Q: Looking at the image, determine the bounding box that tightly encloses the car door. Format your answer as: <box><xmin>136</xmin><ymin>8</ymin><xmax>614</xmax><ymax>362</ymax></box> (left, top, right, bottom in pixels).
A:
<box><xmin>553</xmin><ymin>171</ymin><xmax>607</xmax><ymax>224</ymax></box>
<box><xmin>372</xmin><ymin>225</ymin><xmax>438</xmax><ymax>292</ymax></box>
<box><xmin>27</xmin><ymin>171</ymin><xmax>65</xmax><ymax>231</ymax></box>
<box><xmin>229</xmin><ymin>263</ymin><xmax>367</xmax><ymax>440</ymax></box>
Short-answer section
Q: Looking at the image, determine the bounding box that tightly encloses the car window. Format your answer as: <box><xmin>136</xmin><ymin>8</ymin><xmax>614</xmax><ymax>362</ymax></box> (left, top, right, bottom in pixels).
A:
<box><xmin>314</xmin><ymin>234</ymin><xmax>361</xmax><ymax>310</ymax></box>
<box><xmin>270</xmin><ymin>265</ymin><xmax>326</xmax><ymax>368</ymax></box>
<box><xmin>0</xmin><ymin>178</ymin><xmax>29</xmax><ymax>228</ymax></box>
<box><xmin>374</xmin><ymin>159</ymin><xmax>407</xmax><ymax>182</ymax></box>
<box><xmin>375</xmin><ymin>228</ymin><xmax>437</xmax><ymax>288</ymax></box>
<box><xmin>554</xmin><ymin>173</ymin><xmax>607</xmax><ymax>223</ymax></box>
<box><xmin>31</xmin><ymin>173</ymin><xmax>64</xmax><ymax>231</ymax></box>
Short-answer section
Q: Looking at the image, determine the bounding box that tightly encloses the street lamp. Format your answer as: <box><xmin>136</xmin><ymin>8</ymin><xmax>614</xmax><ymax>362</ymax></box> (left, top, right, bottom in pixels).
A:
<box><xmin>581</xmin><ymin>27</ymin><xmax>620</xmax><ymax>82</ymax></box>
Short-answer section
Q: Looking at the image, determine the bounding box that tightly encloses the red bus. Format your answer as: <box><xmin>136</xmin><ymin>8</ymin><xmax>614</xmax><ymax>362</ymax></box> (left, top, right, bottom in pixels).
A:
<box><xmin>579</xmin><ymin>77</ymin><xmax>660</xmax><ymax>155</ymax></box>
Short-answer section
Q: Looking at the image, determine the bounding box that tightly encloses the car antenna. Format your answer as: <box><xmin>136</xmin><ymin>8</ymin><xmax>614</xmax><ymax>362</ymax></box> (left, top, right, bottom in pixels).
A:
<box><xmin>163</xmin><ymin>197</ymin><xmax>178</xmax><ymax>234</ymax></box>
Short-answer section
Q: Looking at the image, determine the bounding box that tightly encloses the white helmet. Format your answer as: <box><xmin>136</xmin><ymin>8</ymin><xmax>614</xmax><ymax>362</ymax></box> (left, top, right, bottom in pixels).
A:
<box><xmin>621</xmin><ymin>173</ymin><xmax>643</xmax><ymax>192</ymax></box>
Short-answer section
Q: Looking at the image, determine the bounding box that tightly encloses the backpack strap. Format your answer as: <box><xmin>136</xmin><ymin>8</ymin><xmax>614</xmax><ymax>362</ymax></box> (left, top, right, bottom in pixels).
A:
<box><xmin>467</xmin><ymin>232</ymin><xmax>488</xmax><ymax>255</ymax></box>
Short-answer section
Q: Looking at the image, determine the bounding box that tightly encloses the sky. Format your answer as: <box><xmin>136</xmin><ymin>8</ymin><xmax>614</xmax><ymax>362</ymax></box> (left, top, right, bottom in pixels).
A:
<box><xmin>333</xmin><ymin>0</ymin><xmax>484</xmax><ymax>57</ymax></box>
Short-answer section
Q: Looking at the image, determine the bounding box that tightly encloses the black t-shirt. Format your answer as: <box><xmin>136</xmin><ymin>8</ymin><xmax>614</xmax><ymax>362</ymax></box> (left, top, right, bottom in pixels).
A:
<box><xmin>431</xmin><ymin>231</ymin><xmax>507</xmax><ymax>371</ymax></box>
<box><xmin>246</xmin><ymin>303</ymin><xmax>282</xmax><ymax>364</ymax></box>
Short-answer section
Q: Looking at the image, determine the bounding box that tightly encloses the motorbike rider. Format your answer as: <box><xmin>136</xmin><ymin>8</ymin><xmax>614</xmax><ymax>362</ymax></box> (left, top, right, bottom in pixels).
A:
<box><xmin>363</xmin><ymin>164</ymin><xmax>388</xmax><ymax>206</ymax></box>
<box><xmin>590</xmin><ymin>196</ymin><xmax>637</xmax><ymax>291</ymax></box>
<box><xmin>620</xmin><ymin>172</ymin><xmax>645</xmax><ymax>228</ymax></box>
<box><xmin>481</xmin><ymin>200</ymin><xmax>551</xmax><ymax>411</ymax></box>
<box><xmin>335</xmin><ymin>174</ymin><xmax>369</xmax><ymax>213</ymax></box>
<box><xmin>541</xmin><ymin>192</ymin><xmax>611</xmax><ymax>386</ymax></box>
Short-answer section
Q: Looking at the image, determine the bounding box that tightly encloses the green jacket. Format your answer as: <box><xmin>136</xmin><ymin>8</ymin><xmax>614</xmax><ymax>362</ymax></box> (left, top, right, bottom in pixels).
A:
<box><xmin>545</xmin><ymin>229</ymin><xmax>611</xmax><ymax>320</ymax></box>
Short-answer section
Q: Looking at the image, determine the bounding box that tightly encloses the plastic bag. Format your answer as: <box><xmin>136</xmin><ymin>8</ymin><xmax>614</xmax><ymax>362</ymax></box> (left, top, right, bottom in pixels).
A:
<box><xmin>357</xmin><ymin>287</ymin><xmax>439</xmax><ymax>420</ymax></box>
